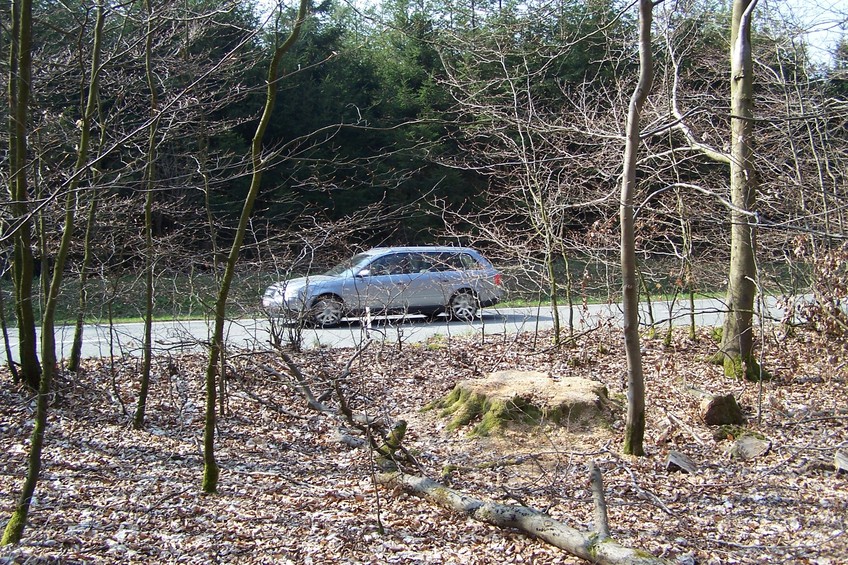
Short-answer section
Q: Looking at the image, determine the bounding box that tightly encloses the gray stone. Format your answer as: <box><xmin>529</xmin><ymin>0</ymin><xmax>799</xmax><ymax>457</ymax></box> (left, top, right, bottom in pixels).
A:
<box><xmin>666</xmin><ymin>450</ymin><xmax>698</xmax><ymax>474</ymax></box>
<box><xmin>727</xmin><ymin>435</ymin><xmax>771</xmax><ymax>461</ymax></box>
<box><xmin>700</xmin><ymin>394</ymin><xmax>745</xmax><ymax>426</ymax></box>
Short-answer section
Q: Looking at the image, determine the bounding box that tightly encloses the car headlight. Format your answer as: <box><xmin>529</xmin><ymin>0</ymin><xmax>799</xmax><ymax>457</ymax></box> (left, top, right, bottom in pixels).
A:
<box><xmin>264</xmin><ymin>286</ymin><xmax>282</xmax><ymax>299</ymax></box>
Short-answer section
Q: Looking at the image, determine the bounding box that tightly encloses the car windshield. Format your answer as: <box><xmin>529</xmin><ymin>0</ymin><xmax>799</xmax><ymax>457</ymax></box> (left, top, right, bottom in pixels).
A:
<box><xmin>322</xmin><ymin>253</ymin><xmax>373</xmax><ymax>277</ymax></box>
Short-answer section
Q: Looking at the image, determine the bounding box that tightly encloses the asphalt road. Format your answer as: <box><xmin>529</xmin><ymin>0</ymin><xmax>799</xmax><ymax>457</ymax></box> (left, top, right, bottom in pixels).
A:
<box><xmin>3</xmin><ymin>295</ymin><xmax>798</xmax><ymax>362</ymax></box>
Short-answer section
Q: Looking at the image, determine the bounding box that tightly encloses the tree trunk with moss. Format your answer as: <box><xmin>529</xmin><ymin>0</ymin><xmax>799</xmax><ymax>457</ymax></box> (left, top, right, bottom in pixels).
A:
<box><xmin>2</xmin><ymin>0</ymin><xmax>38</xmax><ymax>544</ymax></box>
<box><xmin>719</xmin><ymin>0</ymin><xmax>760</xmax><ymax>380</ymax></box>
<box><xmin>6</xmin><ymin>0</ymin><xmax>40</xmax><ymax>391</ymax></box>
<box><xmin>202</xmin><ymin>0</ymin><xmax>309</xmax><ymax>494</ymax></box>
<box><xmin>2</xmin><ymin>1</ymin><xmax>104</xmax><ymax>544</ymax></box>
<box><xmin>620</xmin><ymin>0</ymin><xmax>653</xmax><ymax>457</ymax></box>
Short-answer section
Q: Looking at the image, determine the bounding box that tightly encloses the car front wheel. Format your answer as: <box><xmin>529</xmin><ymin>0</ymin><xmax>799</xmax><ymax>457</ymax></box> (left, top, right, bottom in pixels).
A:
<box><xmin>448</xmin><ymin>291</ymin><xmax>478</xmax><ymax>321</ymax></box>
<box><xmin>311</xmin><ymin>296</ymin><xmax>344</xmax><ymax>327</ymax></box>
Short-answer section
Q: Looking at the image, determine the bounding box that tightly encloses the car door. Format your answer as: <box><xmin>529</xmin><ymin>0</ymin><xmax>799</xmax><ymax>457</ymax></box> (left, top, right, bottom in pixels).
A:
<box><xmin>356</xmin><ymin>252</ymin><xmax>412</xmax><ymax>313</ymax></box>
<box><xmin>400</xmin><ymin>252</ymin><xmax>447</xmax><ymax>310</ymax></box>
<box><xmin>425</xmin><ymin>252</ymin><xmax>467</xmax><ymax>306</ymax></box>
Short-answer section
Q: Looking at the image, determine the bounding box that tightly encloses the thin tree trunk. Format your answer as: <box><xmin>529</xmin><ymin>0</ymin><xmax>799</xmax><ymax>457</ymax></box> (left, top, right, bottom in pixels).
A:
<box><xmin>719</xmin><ymin>0</ymin><xmax>760</xmax><ymax>380</ymax></box>
<box><xmin>134</xmin><ymin>0</ymin><xmax>159</xmax><ymax>429</ymax></box>
<box><xmin>0</xmin><ymin>345</ymin><xmax>46</xmax><ymax>545</ymax></box>
<box><xmin>544</xmin><ymin>247</ymin><xmax>561</xmax><ymax>345</ymax></box>
<box><xmin>620</xmin><ymin>0</ymin><xmax>653</xmax><ymax>457</ymax></box>
<box><xmin>560</xmin><ymin>250</ymin><xmax>574</xmax><ymax>341</ymax></box>
<box><xmin>0</xmin><ymin>260</ymin><xmax>20</xmax><ymax>383</ymax></box>
<box><xmin>69</xmin><ymin>7</ymin><xmax>108</xmax><ymax>373</ymax></box>
<box><xmin>6</xmin><ymin>0</ymin><xmax>39</xmax><ymax>390</ymax></box>
<box><xmin>202</xmin><ymin>0</ymin><xmax>309</xmax><ymax>493</ymax></box>
<box><xmin>2</xmin><ymin>0</ymin><xmax>104</xmax><ymax>544</ymax></box>
<box><xmin>68</xmin><ymin>194</ymin><xmax>99</xmax><ymax>373</ymax></box>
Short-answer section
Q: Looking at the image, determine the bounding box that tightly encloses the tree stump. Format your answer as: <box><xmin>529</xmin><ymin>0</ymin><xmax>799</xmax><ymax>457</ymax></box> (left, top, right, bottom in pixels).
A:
<box><xmin>428</xmin><ymin>370</ymin><xmax>609</xmax><ymax>436</ymax></box>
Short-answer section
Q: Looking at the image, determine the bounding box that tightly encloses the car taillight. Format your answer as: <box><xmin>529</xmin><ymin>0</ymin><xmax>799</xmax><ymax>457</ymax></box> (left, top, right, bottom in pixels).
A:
<box><xmin>494</xmin><ymin>273</ymin><xmax>502</xmax><ymax>286</ymax></box>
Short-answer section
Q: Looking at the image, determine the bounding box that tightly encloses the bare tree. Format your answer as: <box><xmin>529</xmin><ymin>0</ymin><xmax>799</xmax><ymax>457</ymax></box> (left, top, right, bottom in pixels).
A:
<box><xmin>620</xmin><ymin>0</ymin><xmax>654</xmax><ymax>457</ymax></box>
<box><xmin>202</xmin><ymin>0</ymin><xmax>310</xmax><ymax>494</ymax></box>
<box><xmin>5</xmin><ymin>0</ymin><xmax>40</xmax><ymax>390</ymax></box>
<box><xmin>716</xmin><ymin>0</ymin><xmax>761</xmax><ymax>379</ymax></box>
<box><xmin>1</xmin><ymin>0</ymin><xmax>106</xmax><ymax>544</ymax></box>
<box><xmin>133</xmin><ymin>0</ymin><xmax>161</xmax><ymax>430</ymax></box>
<box><xmin>434</xmin><ymin>8</ymin><xmax>635</xmax><ymax>342</ymax></box>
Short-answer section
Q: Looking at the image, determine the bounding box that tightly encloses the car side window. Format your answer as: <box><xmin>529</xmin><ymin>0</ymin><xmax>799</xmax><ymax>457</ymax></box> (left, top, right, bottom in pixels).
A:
<box><xmin>368</xmin><ymin>253</ymin><xmax>413</xmax><ymax>276</ymax></box>
<box><xmin>459</xmin><ymin>253</ymin><xmax>483</xmax><ymax>270</ymax></box>
<box><xmin>428</xmin><ymin>253</ymin><xmax>455</xmax><ymax>272</ymax></box>
<box><xmin>410</xmin><ymin>253</ymin><xmax>433</xmax><ymax>273</ymax></box>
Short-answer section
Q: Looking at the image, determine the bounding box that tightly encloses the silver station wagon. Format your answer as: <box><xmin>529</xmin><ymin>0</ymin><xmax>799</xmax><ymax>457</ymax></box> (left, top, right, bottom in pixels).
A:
<box><xmin>262</xmin><ymin>246</ymin><xmax>504</xmax><ymax>327</ymax></box>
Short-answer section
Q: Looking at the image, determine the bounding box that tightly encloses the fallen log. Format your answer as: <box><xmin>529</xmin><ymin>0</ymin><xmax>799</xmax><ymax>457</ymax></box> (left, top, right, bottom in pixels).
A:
<box><xmin>379</xmin><ymin>472</ymin><xmax>671</xmax><ymax>565</ymax></box>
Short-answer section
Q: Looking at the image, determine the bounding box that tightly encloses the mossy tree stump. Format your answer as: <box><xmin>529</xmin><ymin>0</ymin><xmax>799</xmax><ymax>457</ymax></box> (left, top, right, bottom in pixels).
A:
<box><xmin>428</xmin><ymin>371</ymin><xmax>609</xmax><ymax>436</ymax></box>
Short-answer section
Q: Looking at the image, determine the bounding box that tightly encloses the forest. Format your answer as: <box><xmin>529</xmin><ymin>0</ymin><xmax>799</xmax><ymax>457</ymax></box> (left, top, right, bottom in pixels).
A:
<box><xmin>1</xmin><ymin>0</ymin><xmax>847</xmax><ymax>562</ymax></box>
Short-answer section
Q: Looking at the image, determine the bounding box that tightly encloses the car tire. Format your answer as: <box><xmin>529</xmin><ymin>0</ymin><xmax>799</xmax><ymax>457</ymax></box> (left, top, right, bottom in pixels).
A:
<box><xmin>448</xmin><ymin>291</ymin><xmax>478</xmax><ymax>322</ymax></box>
<box><xmin>310</xmin><ymin>295</ymin><xmax>344</xmax><ymax>327</ymax></box>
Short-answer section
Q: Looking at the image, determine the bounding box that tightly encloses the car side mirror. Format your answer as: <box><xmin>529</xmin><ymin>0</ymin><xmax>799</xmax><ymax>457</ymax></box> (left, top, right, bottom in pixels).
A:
<box><xmin>356</xmin><ymin>269</ymin><xmax>370</xmax><ymax>277</ymax></box>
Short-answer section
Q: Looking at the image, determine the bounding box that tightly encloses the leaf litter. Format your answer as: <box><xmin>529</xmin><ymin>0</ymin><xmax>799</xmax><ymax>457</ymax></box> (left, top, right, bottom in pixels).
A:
<box><xmin>0</xmin><ymin>325</ymin><xmax>846</xmax><ymax>564</ymax></box>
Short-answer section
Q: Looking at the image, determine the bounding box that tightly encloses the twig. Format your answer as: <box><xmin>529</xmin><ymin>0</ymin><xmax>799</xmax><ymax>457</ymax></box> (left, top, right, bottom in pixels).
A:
<box><xmin>229</xmin><ymin>390</ymin><xmax>306</xmax><ymax>419</ymax></box>
<box><xmin>667</xmin><ymin>412</ymin><xmax>708</xmax><ymax>446</ymax></box>
<box><xmin>141</xmin><ymin>486</ymin><xmax>193</xmax><ymax>516</ymax></box>
<box><xmin>625</xmin><ymin>465</ymin><xmax>675</xmax><ymax>516</ymax></box>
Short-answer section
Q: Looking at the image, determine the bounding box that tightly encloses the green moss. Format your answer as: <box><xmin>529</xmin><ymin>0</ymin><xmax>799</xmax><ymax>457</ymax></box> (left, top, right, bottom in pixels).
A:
<box><xmin>723</xmin><ymin>355</ymin><xmax>772</xmax><ymax>382</ymax></box>
<box><xmin>472</xmin><ymin>398</ymin><xmax>529</xmax><ymax>436</ymax></box>
<box><xmin>425</xmin><ymin>334</ymin><xmax>447</xmax><ymax>350</ymax></box>
<box><xmin>431</xmin><ymin>385</ymin><xmax>606</xmax><ymax>437</ymax></box>
<box><xmin>710</xmin><ymin>327</ymin><xmax>723</xmax><ymax>343</ymax></box>
<box><xmin>447</xmin><ymin>391</ymin><xmax>490</xmax><ymax>431</ymax></box>
<box><xmin>202</xmin><ymin>463</ymin><xmax>219</xmax><ymax>494</ymax></box>
<box><xmin>587</xmin><ymin>534</ymin><xmax>619</xmax><ymax>559</ymax></box>
<box><xmin>722</xmin><ymin>355</ymin><xmax>742</xmax><ymax>377</ymax></box>
<box><xmin>1</xmin><ymin>509</ymin><xmax>27</xmax><ymax>545</ymax></box>
<box><xmin>713</xmin><ymin>425</ymin><xmax>767</xmax><ymax>442</ymax></box>
<box><xmin>431</xmin><ymin>486</ymin><xmax>453</xmax><ymax>507</ymax></box>
<box><xmin>423</xmin><ymin>385</ymin><xmax>462</xmax><ymax>412</ymax></box>
<box><xmin>377</xmin><ymin>420</ymin><xmax>407</xmax><ymax>456</ymax></box>
<box><xmin>622</xmin><ymin>409</ymin><xmax>646</xmax><ymax>456</ymax></box>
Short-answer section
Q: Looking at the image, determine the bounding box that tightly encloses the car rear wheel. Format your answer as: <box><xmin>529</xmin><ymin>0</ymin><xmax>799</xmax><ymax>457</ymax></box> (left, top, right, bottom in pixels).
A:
<box><xmin>448</xmin><ymin>291</ymin><xmax>478</xmax><ymax>321</ymax></box>
<box><xmin>311</xmin><ymin>295</ymin><xmax>344</xmax><ymax>327</ymax></box>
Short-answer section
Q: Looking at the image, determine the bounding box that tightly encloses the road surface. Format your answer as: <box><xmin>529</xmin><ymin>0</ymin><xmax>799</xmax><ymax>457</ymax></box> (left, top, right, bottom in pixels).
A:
<box><xmin>3</xmin><ymin>295</ymin><xmax>798</xmax><ymax>361</ymax></box>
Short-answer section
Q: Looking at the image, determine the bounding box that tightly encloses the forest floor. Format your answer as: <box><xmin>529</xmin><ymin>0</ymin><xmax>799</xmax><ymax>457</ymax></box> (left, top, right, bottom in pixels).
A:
<box><xmin>0</xmin><ymin>323</ymin><xmax>846</xmax><ymax>564</ymax></box>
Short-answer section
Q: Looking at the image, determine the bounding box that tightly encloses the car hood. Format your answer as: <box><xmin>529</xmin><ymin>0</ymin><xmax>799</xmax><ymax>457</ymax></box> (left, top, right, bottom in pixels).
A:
<box><xmin>274</xmin><ymin>275</ymin><xmax>337</xmax><ymax>296</ymax></box>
